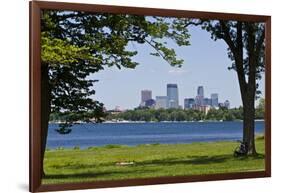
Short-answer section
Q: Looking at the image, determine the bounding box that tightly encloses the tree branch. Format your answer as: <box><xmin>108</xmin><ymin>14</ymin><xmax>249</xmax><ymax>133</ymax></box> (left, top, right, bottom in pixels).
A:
<box><xmin>219</xmin><ymin>21</ymin><xmax>237</xmax><ymax>55</ymax></box>
<box><xmin>183</xmin><ymin>19</ymin><xmax>205</xmax><ymax>28</ymax></box>
<box><xmin>144</xmin><ymin>39</ymin><xmax>167</xmax><ymax>62</ymax></box>
<box><xmin>255</xmin><ymin>27</ymin><xmax>265</xmax><ymax>57</ymax></box>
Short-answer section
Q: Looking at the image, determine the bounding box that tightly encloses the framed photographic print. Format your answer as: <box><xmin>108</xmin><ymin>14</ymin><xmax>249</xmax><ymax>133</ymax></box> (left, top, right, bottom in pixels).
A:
<box><xmin>30</xmin><ymin>0</ymin><xmax>271</xmax><ymax>192</ymax></box>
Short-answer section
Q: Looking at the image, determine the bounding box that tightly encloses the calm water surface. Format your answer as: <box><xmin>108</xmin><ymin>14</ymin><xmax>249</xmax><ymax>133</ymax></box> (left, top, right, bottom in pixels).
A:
<box><xmin>46</xmin><ymin>121</ymin><xmax>265</xmax><ymax>149</ymax></box>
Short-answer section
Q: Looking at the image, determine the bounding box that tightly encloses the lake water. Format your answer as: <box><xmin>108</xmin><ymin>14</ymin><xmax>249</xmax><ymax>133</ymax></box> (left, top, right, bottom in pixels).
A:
<box><xmin>46</xmin><ymin>121</ymin><xmax>265</xmax><ymax>149</ymax></box>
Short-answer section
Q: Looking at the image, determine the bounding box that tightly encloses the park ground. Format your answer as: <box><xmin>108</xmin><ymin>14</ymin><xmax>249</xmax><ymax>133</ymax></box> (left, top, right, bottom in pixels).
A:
<box><xmin>42</xmin><ymin>137</ymin><xmax>265</xmax><ymax>184</ymax></box>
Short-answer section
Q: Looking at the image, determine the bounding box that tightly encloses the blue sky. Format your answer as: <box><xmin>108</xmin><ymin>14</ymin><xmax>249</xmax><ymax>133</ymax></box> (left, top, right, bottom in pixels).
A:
<box><xmin>91</xmin><ymin>24</ymin><xmax>265</xmax><ymax>110</ymax></box>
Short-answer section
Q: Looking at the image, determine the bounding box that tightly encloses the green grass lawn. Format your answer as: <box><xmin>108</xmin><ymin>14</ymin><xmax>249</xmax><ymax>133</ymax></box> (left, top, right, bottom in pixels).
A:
<box><xmin>42</xmin><ymin>138</ymin><xmax>265</xmax><ymax>184</ymax></box>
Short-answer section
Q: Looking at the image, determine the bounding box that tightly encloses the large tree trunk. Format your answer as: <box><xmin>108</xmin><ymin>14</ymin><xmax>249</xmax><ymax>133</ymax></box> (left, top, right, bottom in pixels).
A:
<box><xmin>244</xmin><ymin>24</ymin><xmax>258</xmax><ymax>155</ymax></box>
<box><xmin>41</xmin><ymin>63</ymin><xmax>51</xmax><ymax>177</ymax></box>
<box><xmin>234</xmin><ymin>22</ymin><xmax>257</xmax><ymax>155</ymax></box>
<box><xmin>234</xmin><ymin>56</ymin><xmax>257</xmax><ymax>155</ymax></box>
<box><xmin>242</xmin><ymin>95</ymin><xmax>257</xmax><ymax>155</ymax></box>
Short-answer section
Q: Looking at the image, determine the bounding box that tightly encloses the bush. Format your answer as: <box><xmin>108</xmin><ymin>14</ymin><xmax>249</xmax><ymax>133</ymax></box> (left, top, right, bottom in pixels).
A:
<box><xmin>104</xmin><ymin>144</ymin><xmax>123</xmax><ymax>149</ymax></box>
<box><xmin>151</xmin><ymin>143</ymin><xmax>160</xmax><ymax>146</ymax></box>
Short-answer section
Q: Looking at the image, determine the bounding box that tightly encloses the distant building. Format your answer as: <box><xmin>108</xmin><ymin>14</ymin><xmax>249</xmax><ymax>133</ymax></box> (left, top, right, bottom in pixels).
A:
<box><xmin>107</xmin><ymin>106</ymin><xmax>123</xmax><ymax>115</ymax></box>
<box><xmin>167</xmin><ymin>84</ymin><xmax>179</xmax><ymax>108</ymax></box>
<box><xmin>193</xmin><ymin>105</ymin><xmax>211</xmax><ymax>114</ymax></box>
<box><xmin>196</xmin><ymin>86</ymin><xmax>204</xmax><ymax>106</ymax></box>
<box><xmin>140</xmin><ymin>90</ymin><xmax>152</xmax><ymax>107</ymax></box>
<box><xmin>203</xmin><ymin>98</ymin><xmax>211</xmax><ymax>106</ymax></box>
<box><xmin>224</xmin><ymin>100</ymin><xmax>230</xmax><ymax>109</ymax></box>
<box><xmin>145</xmin><ymin>99</ymin><xmax>156</xmax><ymax>108</ymax></box>
<box><xmin>217</xmin><ymin>100</ymin><xmax>230</xmax><ymax>109</ymax></box>
<box><xmin>114</xmin><ymin>106</ymin><xmax>122</xmax><ymax>112</ymax></box>
<box><xmin>155</xmin><ymin>96</ymin><xmax>168</xmax><ymax>109</ymax></box>
<box><xmin>195</xmin><ymin>96</ymin><xmax>200</xmax><ymax>106</ymax></box>
<box><xmin>197</xmin><ymin>86</ymin><xmax>204</xmax><ymax>97</ymax></box>
<box><xmin>184</xmin><ymin>98</ymin><xmax>195</xmax><ymax>109</ymax></box>
<box><xmin>201</xmin><ymin>105</ymin><xmax>211</xmax><ymax>115</ymax></box>
<box><xmin>141</xmin><ymin>90</ymin><xmax>152</xmax><ymax>103</ymax></box>
<box><xmin>211</xmin><ymin>93</ymin><xmax>219</xmax><ymax>107</ymax></box>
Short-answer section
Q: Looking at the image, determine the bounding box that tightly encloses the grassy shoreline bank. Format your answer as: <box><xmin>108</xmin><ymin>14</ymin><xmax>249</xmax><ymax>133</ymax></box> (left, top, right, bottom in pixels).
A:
<box><xmin>43</xmin><ymin>138</ymin><xmax>265</xmax><ymax>184</ymax></box>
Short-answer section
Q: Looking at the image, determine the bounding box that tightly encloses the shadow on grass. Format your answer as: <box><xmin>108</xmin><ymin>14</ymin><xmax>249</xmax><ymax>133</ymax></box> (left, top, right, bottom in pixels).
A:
<box><xmin>50</xmin><ymin>162</ymin><xmax>114</xmax><ymax>170</ymax></box>
<box><xmin>49</xmin><ymin>153</ymin><xmax>265</xmax><ymax>171</ymax></box>
<box><xmin>136</xmin><ymin>155</ymin><xmax>230</xmax><ymax>166</ymax></box>
<box><xmin>49</xmin><ymin>155</ymin><xmax>228</xmax><ymax>170</ymax></box>
<box><xmin>233</xmin><ymin>153</ymin><xmax>265</xmax><ymax>160</ymax></box>
<box><xmin>44</xmin><ymin>168</ymin><xmax>156</xmax><ymax>180</ymax></box>
<box><xmin>139</xmin><ymin>153</ymin><xmax>264</xmax><ymax>166</ymax></box>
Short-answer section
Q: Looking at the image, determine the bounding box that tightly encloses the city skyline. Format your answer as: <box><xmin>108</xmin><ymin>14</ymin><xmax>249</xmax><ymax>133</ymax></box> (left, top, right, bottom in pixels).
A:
<box><xmin>139</xmin><ymin>84</ymin><xmax>229</xmax><ymax>111</ymax></box>
<box><xmin>92</xmin><ymin>24</ymin><xmax>265</xmax><ymax>110</ymax></box>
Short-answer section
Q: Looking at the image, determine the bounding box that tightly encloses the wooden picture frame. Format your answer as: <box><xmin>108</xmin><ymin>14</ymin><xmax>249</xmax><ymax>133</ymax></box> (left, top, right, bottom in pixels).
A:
<box><xmin>30</xmin><ymin>0</ymin><xmax>271</xmax><ymax>192</ymax></box>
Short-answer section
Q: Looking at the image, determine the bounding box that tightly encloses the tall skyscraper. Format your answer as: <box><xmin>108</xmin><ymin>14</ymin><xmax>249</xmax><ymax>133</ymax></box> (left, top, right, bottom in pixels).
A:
<box><xmin>197</xmin><ymin>86</ymin><xmax>204</xmax><ymax>97</ymax></box>
<box><xmin>155</xmin><ymin>96</ymin><xmax>168</xmax><ymax>109</ymax></box>
<box><xmin>196</xmin><ymin>86</ymin><xmax>204</xmax><ymax>106</ymax></box>
<box><xmin>211</xmin><ymin>93</ymin><xmax>219</xmax><ymax>107</ymax></box>
<box><xmin>141</xmin><ymin>90</ymin><xmax>152</xmax><ymax>103</ymax></box>
<box><xmin>167</xmin><ymin>84</ymin><xmax>179</xmax><ymax>108</ymax></box>
<box><xmin>184</xmin><ymin>98</ymin><xmax>195</xmax><ymax>109</ymax></box>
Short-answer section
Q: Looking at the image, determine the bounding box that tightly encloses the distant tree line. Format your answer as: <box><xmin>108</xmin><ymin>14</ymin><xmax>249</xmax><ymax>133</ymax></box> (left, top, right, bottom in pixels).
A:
<box><xmin>107</xmin><ymin>106</ymin><xmax>264</xmax><ymax>122</ymax></box>
<box><xmin>50</xmin><ymin>99</ymin><xmax>264</xmax><ymax>123</ymax></box>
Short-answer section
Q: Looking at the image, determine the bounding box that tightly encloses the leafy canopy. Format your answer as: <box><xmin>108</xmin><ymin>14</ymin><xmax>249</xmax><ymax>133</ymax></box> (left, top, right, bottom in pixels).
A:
<box><xmin>41</xmin><ymin>11</ymin><xmax>191</xmax><ymax>133</ymax></box>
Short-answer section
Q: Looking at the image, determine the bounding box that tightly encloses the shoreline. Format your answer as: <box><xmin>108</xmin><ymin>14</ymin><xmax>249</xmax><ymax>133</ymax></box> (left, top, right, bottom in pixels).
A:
<box><xmin>46</xmin><ymin>134</ymin><xmax>264</xmax><ymax>150</ymax></box>
<box><xmin>49</xmin><ymin>119</ymin><xmax>265</xmax><ymax>124</ymax></box>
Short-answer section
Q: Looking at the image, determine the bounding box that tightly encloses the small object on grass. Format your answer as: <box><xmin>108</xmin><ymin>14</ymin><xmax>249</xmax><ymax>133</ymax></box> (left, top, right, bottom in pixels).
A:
<box><xmin>116</xmin><ymin>161</ymin><xmax>135</xmax><ymax>166</ymax></box>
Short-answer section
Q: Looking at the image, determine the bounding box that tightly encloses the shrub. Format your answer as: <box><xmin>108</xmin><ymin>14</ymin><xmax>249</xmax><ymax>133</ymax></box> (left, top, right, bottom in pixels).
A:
<box><xmin>73</xmin><ymin>146</ymin><xmax>80</xmax><ymax>150</ymax></box>
<box><xmin>104</xmin><ymin>144</ymin><xmax>123</xmax><ymax>149</ymax></box>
